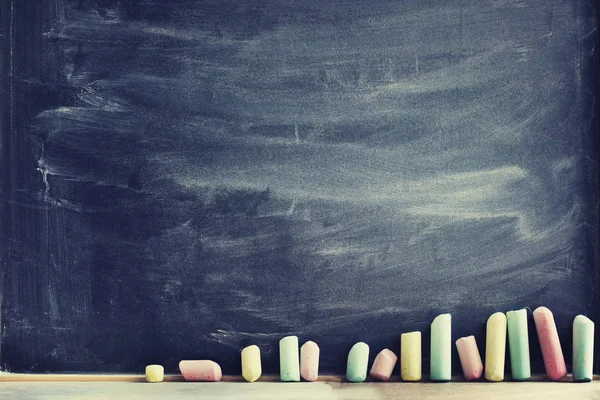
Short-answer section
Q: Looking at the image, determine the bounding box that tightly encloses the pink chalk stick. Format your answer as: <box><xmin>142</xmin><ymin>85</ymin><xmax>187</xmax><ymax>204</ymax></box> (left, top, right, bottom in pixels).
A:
<box><xmin>179</xmin><ymin>360</ymin><xmax>222</xmax><ymax>382</ymax></box>
<box><xmin>369</xmin><ymin>349</ymin><xmax>398</xmax><ymax>381</ymax></box>
<box><xmin>533</xmin><ymin>307</ymin><xmax>567</xmax><ymax>381</ymax></box>
<box><xmin>300</xmin><ymin>341</ymin><xmax>320</xmax><ymax>381</ymax></box>
<box><xmin>456</xmin><ymin>335</ymin><xmax>483</xmax><ymax>381</ymax></box>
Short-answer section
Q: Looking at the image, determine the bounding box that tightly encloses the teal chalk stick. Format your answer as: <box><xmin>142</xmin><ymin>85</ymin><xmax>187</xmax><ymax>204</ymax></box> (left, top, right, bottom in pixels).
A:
<box><xmin>430</xmin><ymin>314</ymin><xmax>452</xmax><ymax>381</ymax></box>
<box><xmin>573</xmin><ymin>315</ymin><xmax>594</xmax><ymax>382</ymax></box>
<box><xmin>346</xmin><ymin>342</ymin><xmax>369</xmax><ymax>382</ymax></box>
<box><xmin>279</xmin><ymin>336</ymin><xmax>300</xmax><ymax>382</ymax></box>
<box><xmin>507</xmin><ymin>309</ymin><xmax>531</xmax><ymax>381</ymax></box>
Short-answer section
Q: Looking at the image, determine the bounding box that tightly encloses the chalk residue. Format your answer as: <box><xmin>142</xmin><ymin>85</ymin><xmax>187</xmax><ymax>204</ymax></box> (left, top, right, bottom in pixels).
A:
<box><xmin>12</xmin><ymin>0</ymin><xmax>597</xmax><ymax>374</ymax></box>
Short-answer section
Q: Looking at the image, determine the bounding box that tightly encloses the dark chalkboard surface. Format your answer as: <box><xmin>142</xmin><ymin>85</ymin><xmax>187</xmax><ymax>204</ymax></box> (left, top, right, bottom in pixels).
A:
<box><xmin>1</xmin><ymin>0</ymin><xmax>598</xmax><ymax>375</ymax></box>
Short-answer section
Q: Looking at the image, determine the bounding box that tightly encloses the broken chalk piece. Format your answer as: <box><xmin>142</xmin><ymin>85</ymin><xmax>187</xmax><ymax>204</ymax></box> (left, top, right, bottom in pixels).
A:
<box><xmin>572</xmin><ymin>315</ymin><xmax>594</xmax><ymax>382</ymax></box>
<box><xmin>533</xmin><ymin>306</ymin><xmax>567</xmax><ymax>381</ymax></box>
<box><xmin>456</xmin><ymin>335</ymin><xmax>483</xmax><ymax>381</ymax></box>
<box><xmin>145</xmin><ymin>364</ymin><xmax>164</xmax><ymax>383</ymax></box>
<box><xmin>179</xmin><ymin>360</ymin><xmax>222</xmax><ymax>382</ymax></box>
<box><xmin>241</xmin><ymin>345</ymin><xmax>262</xmax><ymax>383</ymax></box>
<box><xmin>430</xmin><ymin>313</ymin><xmax>452</xmax><ymax>381</ymax></box>
<box><xmin>280</xmin><ymin>336</ymin><xmax>300</xmax><ymax>382</ymax></box>
<box><xmin>370</xmin><ymin>348</ymin><xmax>397</xmax><ymax>381</ymax></box>
<box><xmin>346</xmin><ymin>342</ymin><xmax>369</xmax><ymax>382</ymax></box>
<box><xmin>485</xmin><ymin>312</ymin><xmax>507</xmax><ymax>382</ymax></box>
<box><xmin>506</xmin><ymin>308</ymin><xmax>531</xmax><ymax>381</ymax></box>
<box><xmin>300</xmin><ymin>340</ymin><xmax>320</xmax><ymax>382</ymax></box>
<box><xmin>401</xmin><ymin>331</ymin><xmax>422</xmax><ymax>381</ymax></box>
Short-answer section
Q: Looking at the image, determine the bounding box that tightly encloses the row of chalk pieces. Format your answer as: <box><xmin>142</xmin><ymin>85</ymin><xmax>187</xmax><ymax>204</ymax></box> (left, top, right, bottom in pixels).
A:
<box><xmin>345</xmin><ymin>307</ymin><xmax>594</xmax><ymax>383</ymax></box>
<box><xmin>144</xmin><ymin>339</ymin><xmax>316</xmax><ymax>383</ymax></box>
<box><xmin>144</xmin><ymin>306</ymin><xmax>594</xmax><ymax>384</ymax></box>
<box><xmin>483</xmin><ymin>307</ymin><xmax>594</xmax><ymax>382</ymax></box>
<box><xmin>146</xmin><ymin>360</ymin><xmax>224</xmax><ymax>383</ymax></box>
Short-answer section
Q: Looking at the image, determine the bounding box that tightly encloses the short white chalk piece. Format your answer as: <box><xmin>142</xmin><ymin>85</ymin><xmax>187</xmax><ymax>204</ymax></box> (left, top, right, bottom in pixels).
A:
<box><xmin>145</xmin><ymin>364</ymin><xmax>164</xmax><ymax>383</ymax></box>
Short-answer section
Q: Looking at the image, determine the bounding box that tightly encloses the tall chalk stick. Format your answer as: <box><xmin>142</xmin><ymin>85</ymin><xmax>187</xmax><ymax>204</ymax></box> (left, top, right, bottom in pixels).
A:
<box><xmin>279</xmin><ymin>336</ymin><xmax>300</xmax><ymax>382</ymax></box>
<box><xmin>346</xmin><ymin>342</ymin><xmax>369</xmax><ymax>382</ymax></box>
<box><xmin>507</xmin><ymin>309</ymin><xmax>531</xmax><ymax>380</ymax></box>
<box><xmin>485</xmin><ymin>312</ymin><xmax>507</xmax><ymax>382</ymax></box>
<box><xmin>300</xmin><ymin>341</ymin><xmax>320</xmax><ymax>382</ymax></box>
<box><xmin>401</xmin><ymin>332</ymin><xmax>422</xmax><ymax>381</ymax></box>
<box><xmin>430</xmin><ymin>314</ymin><xmax>451</xmax><ymax>381</ymax></box>
<box><xmin>573</xmin><ymin>315</ymin><xmax>594</xmax><ymax>382</ymax></box>
<box><xmin>533</xmin><ymin>307</ymin><xmax>566</xmax><ymax>381</ymax></box>
<box><xmin>241</xmin><ymin>345</ymin><xmax>262</xmax><ymax>383</ymax></box>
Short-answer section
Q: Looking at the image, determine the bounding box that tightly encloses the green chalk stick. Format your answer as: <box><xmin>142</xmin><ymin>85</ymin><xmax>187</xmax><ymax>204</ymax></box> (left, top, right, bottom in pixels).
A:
<box><xmin>430</xmin><ymin>314</ymin><xmax>452</xmax><ymax>381</ymax></box>
<box><xmin>573</xmin><ymin>315</ymin><xmax>594</xmax><ymax>382</ymax></box>
<box><xmin>507</xmin><ymin>309</ymin><xmax>531</xmax><ymax>381</ymax></box>
<box><xmin>346</xmin><ymin>342</ymin><xmax>369</xmax><ymax>382</ymax></box>
<box><xmin>279</xmin><ymin>336</ymin><xmax>300</xmax><ymax>382</ymax></box>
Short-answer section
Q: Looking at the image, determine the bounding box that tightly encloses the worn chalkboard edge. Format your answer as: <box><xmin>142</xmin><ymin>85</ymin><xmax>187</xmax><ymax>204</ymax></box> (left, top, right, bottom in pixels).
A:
<box><xmin>0</xmin><ymin>374</ymin><xmax>597</xmax><ymax>383</ymax></box>
<box><xmin>591</xmin><ymin>0</ymin><xmax>600</xmax><ymax>377</ymax></box>
<box><xmin>0</xmin><ymin>0</ymin><xmax>15</xmax><ymax>372</ymax></box>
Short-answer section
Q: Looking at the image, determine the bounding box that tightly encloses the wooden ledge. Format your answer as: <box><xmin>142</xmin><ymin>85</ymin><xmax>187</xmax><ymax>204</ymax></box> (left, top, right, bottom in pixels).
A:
<box><xmin>0</xmin><ymin>373</ymin><xmax>597</xmax><ymax>382</ymax></box>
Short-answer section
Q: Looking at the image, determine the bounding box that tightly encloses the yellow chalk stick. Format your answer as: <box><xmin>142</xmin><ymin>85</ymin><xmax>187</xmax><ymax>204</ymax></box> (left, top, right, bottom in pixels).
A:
<box><xmin>145</xmin><ymin>365</ymin><xmax>164</xmax><ymax>383</ymax></box>
<box><xmin>485</xmin><ymin>312</ymin><xmax>507</xmax><ymax>382</ymax></box>
<box><xmin>241</xmin><ymin>345</ymin><xmax>262</xmax><ymax>382</ymax></box>
<box><xmin>401</xmin><ymin>331</ymin><xmax>422</xmax><ymax>381</ymax></box>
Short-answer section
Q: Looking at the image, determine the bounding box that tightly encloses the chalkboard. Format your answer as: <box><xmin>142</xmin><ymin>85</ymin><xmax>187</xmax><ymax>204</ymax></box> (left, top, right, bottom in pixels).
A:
<box><xmin>1</xmin><ymin>0</ymin><xmax>598</xmax><ymax>375</ymax></box>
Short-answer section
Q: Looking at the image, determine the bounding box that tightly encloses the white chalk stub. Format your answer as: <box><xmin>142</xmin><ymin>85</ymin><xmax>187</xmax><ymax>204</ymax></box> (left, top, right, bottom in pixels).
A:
<box><xmin>145</xmin><ymin>364</ymin><xmax>164</xmax><ymax>383</ymax></box>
